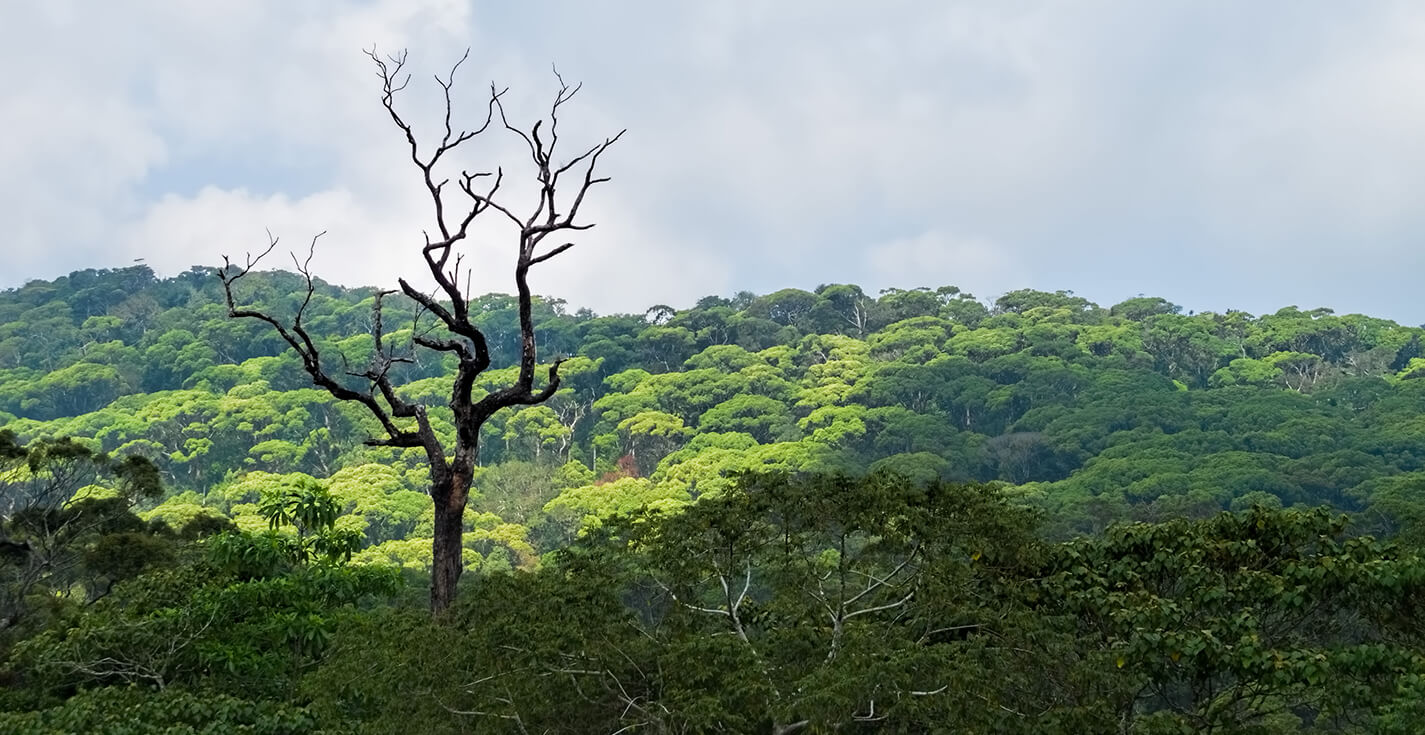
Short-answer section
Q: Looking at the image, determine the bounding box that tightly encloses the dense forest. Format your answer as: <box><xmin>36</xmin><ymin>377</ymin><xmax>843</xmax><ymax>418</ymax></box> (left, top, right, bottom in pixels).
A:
<box><xmin>4</xmin><ymin>264</ymin><xmax>1425</xmax><ymax>732</ymax></box>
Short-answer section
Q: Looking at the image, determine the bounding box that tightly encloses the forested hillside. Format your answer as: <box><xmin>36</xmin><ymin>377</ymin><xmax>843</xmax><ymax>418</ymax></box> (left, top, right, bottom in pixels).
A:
<box><xmin>5</xmin><ymin>264</ymin><xmax>1425</xmax><ymax>732</ymax></box>
<box><xmin>3</xmin><ymin>264</ymin><xmax>1425</xmax><ymax>546</ymax></box>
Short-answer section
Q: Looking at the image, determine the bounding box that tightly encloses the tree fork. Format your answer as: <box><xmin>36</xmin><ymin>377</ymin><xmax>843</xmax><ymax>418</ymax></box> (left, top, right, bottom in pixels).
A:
<box><xmin>218</xmin><ymin>48</ymin><xmax>622</xmax><ymax>613</ymax></box>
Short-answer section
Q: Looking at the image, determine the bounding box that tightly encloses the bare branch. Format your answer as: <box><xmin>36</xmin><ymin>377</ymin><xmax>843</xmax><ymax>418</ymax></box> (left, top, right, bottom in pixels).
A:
<box><xmin>528</xmin><ymin>242</ymin><xmax>575</xmax><ymax>267</ymax></box>
<box><xmin>219</xmin><ymin>234</ymin><xmax>421</xmax><ymax>448</ymax></box>
<box><xmin>220</xmin><ymin>50</ymin><xmax>619</xmax><ymax>613</ymax></box>
<box><xmin>843</xmin><ymin>545</ymin><xmax>920</xmax><ymax>610</ymax></box>
<box><xmin>844</xmin><ymin>590</ymin><xmax>916</xmax><ymax>621</ymax></box>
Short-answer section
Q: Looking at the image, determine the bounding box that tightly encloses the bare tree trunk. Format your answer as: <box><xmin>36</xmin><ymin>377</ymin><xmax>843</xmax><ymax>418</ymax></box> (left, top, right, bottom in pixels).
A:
<box><xmin>428</xmin><ymin>428</ymin><xmax>478</xmax><ymax>612</ymax></box>
<box><xmin>430</xmin><ymin>471</ymin><xmax>469</xmax><ymax>612</ymax></box>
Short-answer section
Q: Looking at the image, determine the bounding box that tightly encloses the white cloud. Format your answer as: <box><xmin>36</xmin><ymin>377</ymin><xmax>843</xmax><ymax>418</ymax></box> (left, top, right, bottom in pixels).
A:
<box><xmin>121</xmin><ymin>159</ymin><xmax>716</xmax><ymax>317</ymax></box>
<box><xmin>864</xmin><ymin>229</ymin><xmax>1022</xmax><ymax>300</ymax></box>
<box><xmin>123</xmin><ymin>186</ymin><xmax>400</xmax><ymax>280</ymax></box>
<box><xmin>1193</xmin><ymin>7</ymin><xmax>1425</xmax><ymax>244</ymax></box>
<box><xmin>5</xmin><ymin>1</ymin><xmax>1425</xmax><ymax>323</ymax></box>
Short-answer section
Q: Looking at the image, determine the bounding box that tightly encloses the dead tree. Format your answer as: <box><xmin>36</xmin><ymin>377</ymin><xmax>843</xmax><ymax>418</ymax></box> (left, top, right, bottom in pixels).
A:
<box><xmin>218</xmin><ymin>49</ymin><xmax>623</xmax><ymax>613</ymax></box>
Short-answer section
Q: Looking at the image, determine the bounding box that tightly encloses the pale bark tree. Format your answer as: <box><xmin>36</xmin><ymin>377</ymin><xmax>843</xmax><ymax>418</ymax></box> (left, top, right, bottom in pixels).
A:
<box><xmin>218</xmin><ymin>49</ymin><xmax>622</xmax><ymax>613</ymax></box>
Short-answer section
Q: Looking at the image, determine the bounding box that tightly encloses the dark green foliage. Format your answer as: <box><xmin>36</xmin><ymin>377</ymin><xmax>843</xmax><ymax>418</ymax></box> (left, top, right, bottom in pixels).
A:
<box><xmin>1</xmin><ymin>433</ymin><xmax>168</xmax><ymax>640</ymax></box>
<box><xmin>9</xmin><ymin>553</ymin><xmax>401</xmax><ymax>704</ymax></box>
<box><xmin>0</xmin><ymin>684</ymin><xmax>316</xmax><ymax>734</ymax></box>
<box><xmin>308</xmin><ymin>479</ymin><xmax>1425</xmax><ymax>733</ymax></box>
<box><xmin>3</xmin><ymin>469</ymin><xmax>1425</xmax><ymax>732</ymax></box>
<box><xmin>1041</xmin><ymin>506</ymin><xmax>1425</xmax><ymax>732</ymax></box>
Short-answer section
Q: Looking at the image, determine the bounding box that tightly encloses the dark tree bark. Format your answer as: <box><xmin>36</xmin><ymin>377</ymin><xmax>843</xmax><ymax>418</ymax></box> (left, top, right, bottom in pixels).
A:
<box><xmin>218</xmin><ymin>49</ymin><xmax>622</xmax><ymax>614</ymax></box>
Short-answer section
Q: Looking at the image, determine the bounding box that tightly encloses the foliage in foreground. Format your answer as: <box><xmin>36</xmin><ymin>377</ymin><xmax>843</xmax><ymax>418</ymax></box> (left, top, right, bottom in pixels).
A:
<box><xmin>0</xmin><ymin>686</ymin><xmax>315</xmax><ymax>735</ymax></box>
<box><xmin>10</xmin><ymin>475</ymin><xmax>1416</xmax><ymax>733</ymax></box>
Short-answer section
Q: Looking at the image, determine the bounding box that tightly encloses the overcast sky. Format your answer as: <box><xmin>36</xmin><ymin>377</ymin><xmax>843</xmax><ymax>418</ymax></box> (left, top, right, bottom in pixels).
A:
<box><xmin>4</xmin><ymin>1</ymin><xmax>1424</xmax><ymax>322</ymax></box>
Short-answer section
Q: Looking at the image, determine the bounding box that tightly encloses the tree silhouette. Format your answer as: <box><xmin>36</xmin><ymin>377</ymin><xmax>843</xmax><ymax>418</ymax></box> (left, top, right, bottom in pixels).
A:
<box><xmin>219</xmin><ymin>49</ymin><xmax>622</xmax><ymax>612</ymax></box>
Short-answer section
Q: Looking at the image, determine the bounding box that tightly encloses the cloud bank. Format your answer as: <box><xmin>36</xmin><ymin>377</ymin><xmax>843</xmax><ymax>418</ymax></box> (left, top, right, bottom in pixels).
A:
<box><xmin>4</xmin><ymin>1</ymin><xmax>1424</xmax><ymax>322</ymax></box>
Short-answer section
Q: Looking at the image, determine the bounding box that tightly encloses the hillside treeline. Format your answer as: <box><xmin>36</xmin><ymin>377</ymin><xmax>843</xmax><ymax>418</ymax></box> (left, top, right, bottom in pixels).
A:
<box><xmin>6</xmin><ymin>265</ymin><xmax>1425</xmax><ymax>731</ymax></box>
<box><xmin>2</xmin><ymin>265</ymin><xmax>1425</xmax><ymax>552</ymax></box>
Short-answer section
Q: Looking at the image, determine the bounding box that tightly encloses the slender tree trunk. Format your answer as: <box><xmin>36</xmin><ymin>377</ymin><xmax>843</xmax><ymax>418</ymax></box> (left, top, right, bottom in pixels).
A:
<box><xmin>430</xmin><ymin>467</ymin><xmax>472</xmax><ymax>613</ymax></box>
